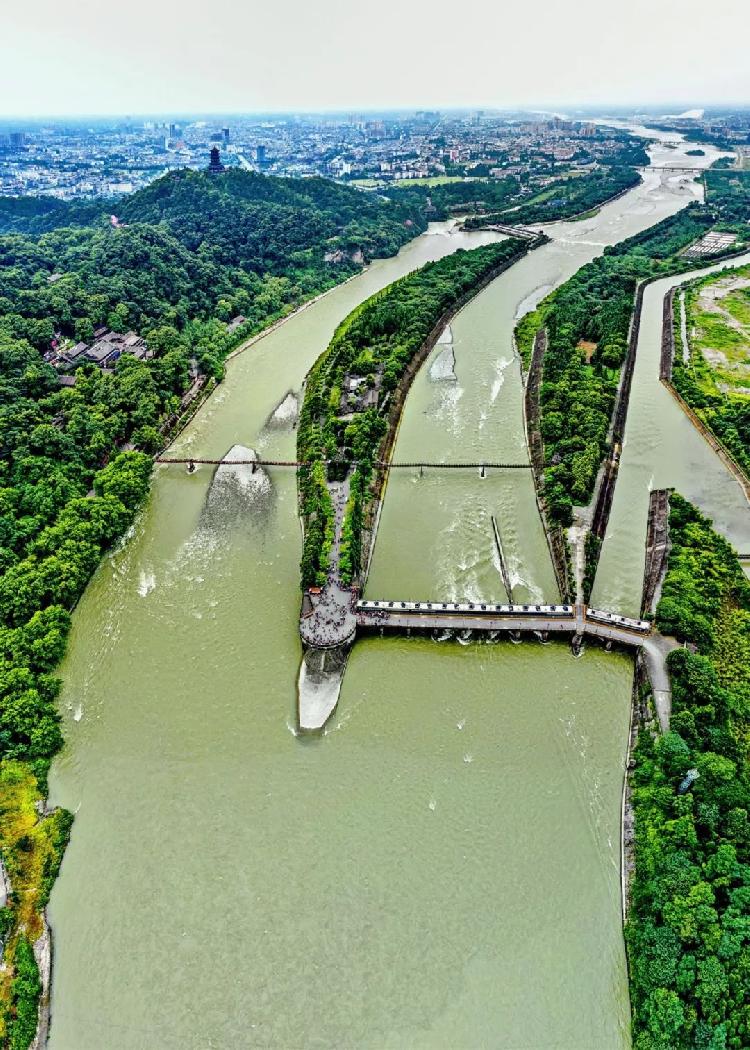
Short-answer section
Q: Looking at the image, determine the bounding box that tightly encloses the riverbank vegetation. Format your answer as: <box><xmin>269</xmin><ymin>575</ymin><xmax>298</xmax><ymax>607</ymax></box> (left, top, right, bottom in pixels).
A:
<box><xmin>671</xmin><ymin>264</ymin><xmax>750</xmax><ymax>479</ymax></box>
<box><xmin>297</xmin><ymin>239</ymin><xmax>534</xmax><ymax>587</ymax></box>
<box><xmin>626</xmin><ymin>494</ymin><xmax>750</xmax><ymax>1050</ymax></box>
<box><xmin>463</xmin><ymin>165</ymin><xmax>641</xmax><ymax>228</ymax></box>
<box><xmin>515</xmin><ymin>187</ymin><xmax>750</xmax><ymax>530</ymax></box>
<box><xmin>389</xmin><ymin>175</ymin><xmax>522</xmax><ymax>221</ymax></box>
<box><xmin>0</xmin><ymin>762</ymin><xmax>72</xmax><ymax>1048</ymax></box>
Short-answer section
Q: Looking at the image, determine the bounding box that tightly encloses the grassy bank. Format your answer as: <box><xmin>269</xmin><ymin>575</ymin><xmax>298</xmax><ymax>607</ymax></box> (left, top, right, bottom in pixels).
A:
<box><xmin>671</xmin><ymin>264</ymin><xmax>750</xmax><ymax>480</ymax></box>
<box><xmin>0</xmin><ymin>763</ymin><xmax>72</xmax><ymax>1048</ymax></box>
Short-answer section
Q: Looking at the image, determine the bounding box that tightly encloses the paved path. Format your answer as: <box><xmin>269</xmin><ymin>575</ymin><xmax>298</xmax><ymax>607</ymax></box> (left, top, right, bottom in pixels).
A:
<box><xmin>642</xmin><ymin>633</ymin><xmax>680</xmax><ymax>729</ymax></box>
<box><xmin>299</xmin><ymin>478</ymin><xmax>358</xmax><ymax>649</ymax></box>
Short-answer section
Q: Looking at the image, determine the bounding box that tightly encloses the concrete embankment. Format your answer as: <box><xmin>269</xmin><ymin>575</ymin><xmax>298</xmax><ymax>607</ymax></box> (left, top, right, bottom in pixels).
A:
<box><xmin>522</xmin><ymin>328</ymin><xmax>573</xmax><ymax>602</ymax></box>
<box><xmin>641</xmin><ymin>488</ymin><xmax>671</xmax><ymax>617</ymax></box>
<box><xmin>659</xmin><ymin>287</ymin><xmax>676</xmax><ymax>381</ymax></box>
<box><xmin>490</xmin><ymin>515</ymin><xmax>514</xmax><ymax>602</ymax></box>
<box><xmin>359</xmin><ymin>239</ymin><xmax>547</xmax><ymax>584</ymax></box>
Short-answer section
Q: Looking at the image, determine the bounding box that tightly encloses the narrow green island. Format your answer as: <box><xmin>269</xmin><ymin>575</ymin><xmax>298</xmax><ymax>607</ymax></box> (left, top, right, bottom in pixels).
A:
<box><xmin>626</xmin><ymin>494</ymin><xmax>750</xmax><ymax>1050</ymax></box>
<box><xmin>296</xmin><ymin>238</ymin><xmax>539</xmax><ymax>610</ymax></box>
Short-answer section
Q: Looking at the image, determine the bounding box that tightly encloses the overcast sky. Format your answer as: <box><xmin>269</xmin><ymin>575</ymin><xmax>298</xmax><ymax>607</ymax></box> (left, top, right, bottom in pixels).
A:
<box><xmin>1</xmin><ymin>0</ymin><xmax>748</xmax><ymax>117</ymax></box>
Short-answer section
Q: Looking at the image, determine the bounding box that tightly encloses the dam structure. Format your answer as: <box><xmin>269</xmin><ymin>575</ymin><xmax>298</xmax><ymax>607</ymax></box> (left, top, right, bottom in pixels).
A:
<box><xmin>296</xmin><ymin>461</ymin><xmax>657</xmax><ymax>729</ymax></box>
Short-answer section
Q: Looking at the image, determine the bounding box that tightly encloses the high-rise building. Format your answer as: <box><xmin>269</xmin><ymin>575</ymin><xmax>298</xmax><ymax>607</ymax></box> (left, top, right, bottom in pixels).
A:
<box><xmin>256</xmin><ymin>144</ymin><xmax>267</xmax><ymax>166</ymax></box>
<box><xmin>169</xmin><ymin>123</ymin><xmax>178</xmax><ymax>139</ymax></box>
<box><xmin>9</xmin><ymin>131</ymin><xmax>26</xmax><ymax>148</ymax></box>
<box><xmin>222</xmin><ymin>127</ymin><xmax>230</xmax><ymax>146</ymax></box>
<box><xmin>208</xmin><ymin>146</ymin><xmax>225</xmax><ymax>174</ymax></box>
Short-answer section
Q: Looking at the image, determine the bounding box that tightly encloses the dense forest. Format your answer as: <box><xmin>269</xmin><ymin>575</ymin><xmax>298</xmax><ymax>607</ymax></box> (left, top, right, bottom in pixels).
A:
<box><xmin>0</xmin><ymin>166</ymin><xmax>431</xmax><ymax>1044</ymax></box>
<box><xmin>388</xmin><ymin>175</ymin><xmax>522</xmax><ymax>221</ymax></box>
<box><xmin>0</xmin><ymin>169</ymin><xmax>427</xmax><ymax>368</ymax></box>
<box><xmin>463</xmin><ymin>165</ymin><xmax>642</xmax><ymax>228</ymax></box>
<box><xmin>627</xmin><ymin>494</ymin><xmax>750</xmax><ymax>1050</ymax></box>
<box><xmin>0</xmin><ymin>196</ymin><xmax>111</xmax><ymax>235</ymax></box>
<box><xmin>0</xmin><ymin>335</ymin><xmax>153</xmax><ymax>1041</ymax></box>
<box><xmin>297</xmin><ymin>240</ymin><xmax>534</xmax><ymax>587</ymax></box>
<box><xmin>514</xmin><ymin>188</ymin><xmax>750</xmax><ymax>529</ymax></box>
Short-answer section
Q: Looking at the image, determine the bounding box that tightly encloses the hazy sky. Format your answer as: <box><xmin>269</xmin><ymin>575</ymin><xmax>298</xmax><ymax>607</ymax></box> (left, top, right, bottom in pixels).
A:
<box><xmin>2</xmin><ymin>0</ymin><xmax>748</xmax><ymax>116</ymax></box>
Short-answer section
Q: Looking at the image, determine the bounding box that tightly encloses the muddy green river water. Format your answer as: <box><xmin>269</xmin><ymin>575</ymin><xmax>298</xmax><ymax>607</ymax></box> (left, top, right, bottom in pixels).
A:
<box><xmin>47</xmin><ymin>129</ymin><xmax>743</xmax><ymax>1049</ymax></box>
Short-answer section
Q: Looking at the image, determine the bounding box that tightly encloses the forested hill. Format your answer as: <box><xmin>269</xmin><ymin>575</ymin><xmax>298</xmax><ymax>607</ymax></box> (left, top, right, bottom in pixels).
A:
<box><xmin>0</xmin><ymin>169</ymin><xmax>427</xmax><ymax>376</ymax></box>
<box><xmin>117</xmin><ymin>169</ymin><xmax>424</xmax><ymax>266</ymax></box>
<box><xmin>0</xmin><ymin>195</ymin><xmax>110</xmax><ymax>235</ymax></box>
<box><xmin>0</xmin><ymin>168</ymin><xmax>425</xmax><ymax>264</ymax></box>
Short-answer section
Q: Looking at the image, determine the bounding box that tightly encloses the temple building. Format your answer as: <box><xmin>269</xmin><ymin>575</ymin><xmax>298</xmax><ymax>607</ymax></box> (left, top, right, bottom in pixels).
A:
<box><xmin>208</xmin><ymin>146</ymin><xmax>225</xmax><ymax>174</ymax></box>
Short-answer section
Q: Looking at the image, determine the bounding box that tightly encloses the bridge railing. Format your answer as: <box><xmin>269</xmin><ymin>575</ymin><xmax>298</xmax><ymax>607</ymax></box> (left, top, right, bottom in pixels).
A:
<box><xmin>155</xmin><ymin>457</ymin><xmax>533</xmax><ymax>469</ymax></box>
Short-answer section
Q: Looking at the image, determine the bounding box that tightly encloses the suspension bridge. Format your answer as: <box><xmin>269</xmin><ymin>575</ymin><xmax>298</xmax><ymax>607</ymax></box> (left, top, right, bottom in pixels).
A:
<box><xmin>155</xmin><ymin>457</ymin><xmax>533</xmax><ymax>470</ymax></box>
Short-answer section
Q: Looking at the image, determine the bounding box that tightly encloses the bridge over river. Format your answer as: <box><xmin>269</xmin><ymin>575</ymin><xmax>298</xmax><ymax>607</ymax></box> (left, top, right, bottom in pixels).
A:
<box><xmin>156</xmin><ymin>457</ymin><xmax>532</xmax><ymax>471</ymax></box>
<box><xmin>356</xmin><ymin>602</ymin><xmax>651</xmax><ymax>647</ymax></box>
<box><xmin>300</xmin><ymin>595</ymin><xmax>650</xmax><ymax>652</ymax></box>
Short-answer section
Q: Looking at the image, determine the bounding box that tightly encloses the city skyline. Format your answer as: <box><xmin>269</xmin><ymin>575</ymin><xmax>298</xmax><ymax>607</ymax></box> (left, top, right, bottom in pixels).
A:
<box><xmin>2</xmin><ymin>0</ymin><xmax>748</xmax><ymax>117</ymax></box>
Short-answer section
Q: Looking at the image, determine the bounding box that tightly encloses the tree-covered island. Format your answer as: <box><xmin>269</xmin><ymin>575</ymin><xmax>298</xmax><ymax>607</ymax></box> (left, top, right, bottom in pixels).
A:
<box><xmin>296</xmin><ymin>238</ymin><xmax>542</xmax><ymax>599</ymax></box>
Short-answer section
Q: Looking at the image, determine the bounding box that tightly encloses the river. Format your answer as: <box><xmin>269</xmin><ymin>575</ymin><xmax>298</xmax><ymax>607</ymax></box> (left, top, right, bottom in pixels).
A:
<box><xmin>592</xmin><ymin>254</ymin><xmax>750</xmax><ymax>614</ymax></box>
<box><xmin>47</xmin><ymin>129</ymin><xmax>730</xmax><ymax>1049</ymax></box>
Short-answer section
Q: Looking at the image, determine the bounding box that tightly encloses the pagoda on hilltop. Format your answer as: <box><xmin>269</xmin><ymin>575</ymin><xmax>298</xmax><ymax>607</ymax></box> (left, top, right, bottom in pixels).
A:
<box><xmin>207</xmin><ymin>146</ymin><xmax>225</xmax><ymax>174</ymax></box>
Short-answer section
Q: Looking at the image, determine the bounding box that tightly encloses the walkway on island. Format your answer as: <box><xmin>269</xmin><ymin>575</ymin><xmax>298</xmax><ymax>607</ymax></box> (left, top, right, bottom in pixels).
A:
<box><xmin>299</xmin><ymin>477</ymin><xmax>358</xmax><ymax>650</ymax></box>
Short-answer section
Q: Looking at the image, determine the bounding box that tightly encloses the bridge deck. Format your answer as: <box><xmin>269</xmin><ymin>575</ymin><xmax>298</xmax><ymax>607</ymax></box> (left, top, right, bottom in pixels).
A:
<box><xmin>156</xmin><ymin>457</ymin><xmax>531</xmax><ymax>469</ymax></box>
<box><xmin>356</xmin><ymin>610</ymin><xmax>649</xmax><ymax>648</ymax></box>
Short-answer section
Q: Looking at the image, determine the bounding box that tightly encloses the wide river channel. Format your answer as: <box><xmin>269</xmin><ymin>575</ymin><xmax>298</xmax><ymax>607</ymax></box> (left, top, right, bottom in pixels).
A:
<box><xmin>47</xmin><ymin>128</ymin><xmax>747</xmax><ymax>1049</ymax></box>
